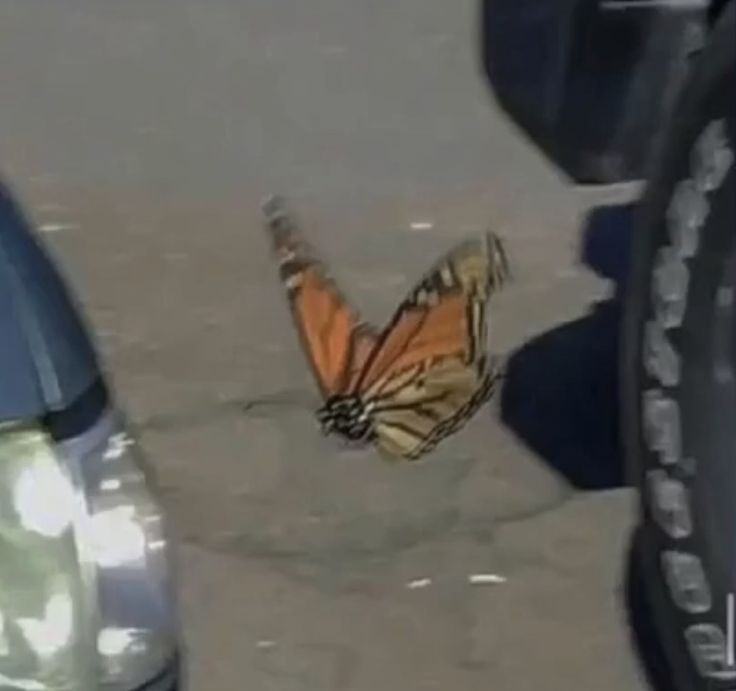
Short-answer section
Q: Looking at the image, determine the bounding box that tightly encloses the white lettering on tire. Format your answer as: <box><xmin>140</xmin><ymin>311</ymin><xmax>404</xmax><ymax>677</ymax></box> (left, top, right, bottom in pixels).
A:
<box><xmin>648</xmin><ymin>469</ymin><xmax>692</xmax><ymax>539</ymax></box>
<box><xmin>643</xmin><ymin>389</ymin><xmax>682</xmax><ymax>466</ymax></box>
<box><xmin>642</xmin><ymin>118</ymin><xmax>734</xmax><ymax>682</ymax></box>
<box><xmin>652</xmin><ymin>246</ymin><xmax>690</xmax><ymax>329</ymax></box>
<box><xmin>685</xmin><ymin>624</ymin><xmax>736</xmax><ymax>682</ymax></box>
<box><xmin>662</xmin><ymin>550</ymin><xmax>712</xmax><ymax>613</ymax></box>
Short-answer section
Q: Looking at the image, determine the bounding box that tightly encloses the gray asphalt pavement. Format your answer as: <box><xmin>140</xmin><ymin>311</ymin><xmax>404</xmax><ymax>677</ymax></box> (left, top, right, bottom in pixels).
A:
<box><xmin>0</xmin><ymin>2</ymin><xmax>650</xmax><ymax>689</ymax></box>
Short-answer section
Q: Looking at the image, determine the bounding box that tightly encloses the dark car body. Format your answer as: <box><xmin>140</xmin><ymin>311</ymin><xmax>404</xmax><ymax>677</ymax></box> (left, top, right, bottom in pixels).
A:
<box><xmin>481</xmin><ymin>0</ymin><xmax>709</xmax><ymax>183</ymax></box>
<box><xmin>0</xmin><ymin>184</ymin><xmax>101</xmax><ymax>423</ymax></box>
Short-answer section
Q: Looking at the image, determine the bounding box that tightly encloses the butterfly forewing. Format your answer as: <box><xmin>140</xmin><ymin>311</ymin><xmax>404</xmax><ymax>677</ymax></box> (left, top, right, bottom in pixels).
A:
<box><xmin>359</xmin><ymin>293</ymin><xmax>469</xmax><ymax>399</ymax></box>
<box><xmin>263</xmin><ymin>196</ymin><xmax>378</xmax><ymax>397</ymax></box>
<box><xmin>356</xmin><ymin>233</ymin><xmax>505</xmax><ymax>396</ymax></box>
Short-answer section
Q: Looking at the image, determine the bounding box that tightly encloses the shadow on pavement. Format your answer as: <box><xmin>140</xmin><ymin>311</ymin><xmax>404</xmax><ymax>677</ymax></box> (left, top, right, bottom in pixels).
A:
<box><xmin>500</xmin><ymin>203</ymin><xmax>634</xmax><ymax>490</ymax></box>
<box><xmin>500</xmin><ymin>202</ymin><xmax>678</xmax><ymax>691</ymax></box>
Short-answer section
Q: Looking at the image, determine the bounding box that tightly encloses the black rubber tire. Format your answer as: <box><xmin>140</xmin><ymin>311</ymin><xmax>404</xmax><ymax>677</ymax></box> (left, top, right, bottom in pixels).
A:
<box><xmin>622</xmin><ymin>5</ymin><xmax>736</xmax><ymax>691</ymax></box>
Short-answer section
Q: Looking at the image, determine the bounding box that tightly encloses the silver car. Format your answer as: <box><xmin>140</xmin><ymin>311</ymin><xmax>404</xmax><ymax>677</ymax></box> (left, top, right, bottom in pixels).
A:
<box><xmin>0</xmin><ymin>182</ymin><xmax>181</xmax><ymax>691</ymax></box>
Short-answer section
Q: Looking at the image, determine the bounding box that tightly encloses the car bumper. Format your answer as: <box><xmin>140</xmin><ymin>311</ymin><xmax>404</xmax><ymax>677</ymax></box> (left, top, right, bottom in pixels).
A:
<box><xmin>136</xmin><ymin>656</ymin><xmax>181</xmax><ymax>691</ymax></box>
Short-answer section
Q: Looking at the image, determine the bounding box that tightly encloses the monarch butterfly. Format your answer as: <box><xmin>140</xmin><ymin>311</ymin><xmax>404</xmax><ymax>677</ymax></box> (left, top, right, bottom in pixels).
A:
<box><xmin>263</xmin><ymin>195</ymin><xmax>509</xmax><ymax>461</ymax></box>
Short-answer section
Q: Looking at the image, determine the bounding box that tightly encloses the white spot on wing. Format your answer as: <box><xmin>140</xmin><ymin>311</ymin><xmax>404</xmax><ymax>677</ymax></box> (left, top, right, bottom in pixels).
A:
<box><xmin>285</xmin><ymin>274</ymin><xmax>303</xmax><ymax>291</ymax></box>
<box><xmin>439</xmin><ymin>266</ymin><xmax>454</xmax><ymax>286</ymax></box>
<box><xmin>278</xmin><ymin>249</ymin><xmax>297</xmax><ymax>266</ymax></box>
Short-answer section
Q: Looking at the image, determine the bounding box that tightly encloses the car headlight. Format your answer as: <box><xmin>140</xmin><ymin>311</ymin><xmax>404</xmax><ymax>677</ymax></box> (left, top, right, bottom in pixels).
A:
<box><xmin>62</xmin><ymin>412</ymin><xmax>178</xmax><ymax>691</ymax></box>
<box><xmin>0</xmin><ymin>423</ymin><xmax>96</xmax><ymax>691</ymax></box>
<box><xmin>0</xmin><ymin>414</ymin><xmax>178</xmax><ymax>691</ymax></box>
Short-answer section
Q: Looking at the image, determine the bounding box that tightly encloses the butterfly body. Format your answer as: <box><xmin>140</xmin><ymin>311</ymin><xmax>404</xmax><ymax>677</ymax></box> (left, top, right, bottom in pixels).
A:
<box><xmin>262</xmin><ymin>195</ymin><xmax>509</xmax><ymax>461</ymax></box>
<box><xmin>317</xmin><ymin>394</ymin><xmax>376</xmax><ymax>443</ymax></box>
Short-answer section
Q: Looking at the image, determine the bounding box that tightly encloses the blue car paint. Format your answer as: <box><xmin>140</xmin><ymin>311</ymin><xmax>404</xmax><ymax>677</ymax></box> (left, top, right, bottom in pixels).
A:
<box><xmin>0</xmin><ymin>182</ymin><xmax>101</xmax><ymax>420</ymax></box>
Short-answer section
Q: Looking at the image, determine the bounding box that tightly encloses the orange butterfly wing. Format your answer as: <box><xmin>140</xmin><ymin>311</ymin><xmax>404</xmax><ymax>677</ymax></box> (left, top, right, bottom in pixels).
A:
<box><xmin>355</xmin><ymin>234</ymin><xmax>506</xmax><ymax>399</ymax></box>
<box><xmin>357</xmin><ymin>234</ymin><xmax>508</xmax><ymax>459</ymax></box>
<box><xmin>354</xmin><ymin>294</ymin><xmax>467</xmax><ymax>396</ymax></box>
<box><xmin>371</xmin><ymin>356</ymin><xmax>504</xmax><ymax>460</ymax></box>
<box><xmin>263</xmin><ymin>196</ymin><xmax>377</xmax><ymax>397</ymax></box>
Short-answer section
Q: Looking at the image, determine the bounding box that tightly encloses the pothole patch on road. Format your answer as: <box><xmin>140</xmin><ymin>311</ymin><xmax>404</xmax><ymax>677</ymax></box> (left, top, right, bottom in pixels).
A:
<box><xmin>142</xmin><ymin>400</ymin><xmax>568</xmax><ymax>589</ymax></box>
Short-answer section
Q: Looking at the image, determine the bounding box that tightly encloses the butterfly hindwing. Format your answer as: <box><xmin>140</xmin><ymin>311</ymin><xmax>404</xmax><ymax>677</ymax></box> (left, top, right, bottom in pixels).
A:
<box><xmin>263</xmin><ymin>196</ymin><xmax>378</xmax><ymax>397</ymax></box>
<box><xmin>356</xmin><ymin>234</ymin><xmax>508</xmax><ymax>460</ymax></box>
<box><xmin>372</xmin><ymin>356</ymin><xmax>504</xmax><ymax>460</ymax></box>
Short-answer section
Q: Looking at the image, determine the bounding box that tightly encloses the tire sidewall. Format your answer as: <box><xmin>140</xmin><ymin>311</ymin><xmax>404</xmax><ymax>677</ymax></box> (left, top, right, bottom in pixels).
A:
<box><xmin>622</xmin><ymin>5</ymin><xmax>736</xmax><ymax>690</ymax></box>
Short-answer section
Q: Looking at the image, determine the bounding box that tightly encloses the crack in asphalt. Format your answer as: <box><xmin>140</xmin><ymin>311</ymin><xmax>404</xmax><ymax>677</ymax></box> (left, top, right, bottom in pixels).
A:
<box><xmin>183</xmin><ymin>506</ymin><xmax>463</xmax><ymax>590</ymax></box>
<box><xmin>135</xmin><ymin>388</ymin><xmax>315</xmax><ymax>434</ymax></box>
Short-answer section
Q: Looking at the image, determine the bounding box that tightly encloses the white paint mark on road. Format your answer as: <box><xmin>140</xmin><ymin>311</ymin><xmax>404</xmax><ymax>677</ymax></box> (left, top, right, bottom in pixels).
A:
<box><xmin>406</xmin><ymin>577</ymin><xmax>432</xmax><ymax>590</ymax></box>
<box><xmin>39</xmin><ymin>222</ymin><xmax>80</xmax><ymax>233</ymax></box>
<box><xmin>409</xmin><ymin>220</ymin><xmax>434</xmax><ymax>231</ymax></box>
<box><xmin>468</xmin><ymin>573</ymin><xmax>507</xmax><ymax>586</ymax></box>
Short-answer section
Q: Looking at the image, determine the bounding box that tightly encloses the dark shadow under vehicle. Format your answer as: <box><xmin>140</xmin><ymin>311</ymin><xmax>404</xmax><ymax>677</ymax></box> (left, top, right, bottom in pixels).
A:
<box><xmin>501</xmin><ymin>204</ymin><xmax>633</xmax><ymax>491</ymax></box>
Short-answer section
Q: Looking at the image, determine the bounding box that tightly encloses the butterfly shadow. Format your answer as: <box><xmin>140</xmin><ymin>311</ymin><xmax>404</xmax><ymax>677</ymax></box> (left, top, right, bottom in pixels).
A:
<box><xmin>499</xmin><ymin>202</ymin><xmax>634</xmax><ymax>491</ymax></box>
